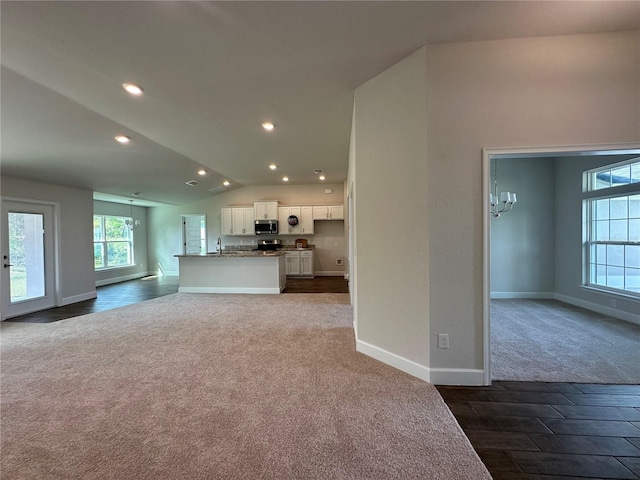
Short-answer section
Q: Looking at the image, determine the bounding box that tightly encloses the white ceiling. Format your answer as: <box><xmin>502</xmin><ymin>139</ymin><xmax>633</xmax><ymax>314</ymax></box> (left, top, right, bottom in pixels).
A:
<box><xmin>2</xmin><ymin>1</ymin><xmax>638</xmax><ymax>206</ymax></box>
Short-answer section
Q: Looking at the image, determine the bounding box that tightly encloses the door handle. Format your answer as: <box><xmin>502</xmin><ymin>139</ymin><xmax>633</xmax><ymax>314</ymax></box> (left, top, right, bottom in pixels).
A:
<box><xmin>4</xmin><ymin>264</ymin><xmax>13</xmax><ymax>268</ymax></box>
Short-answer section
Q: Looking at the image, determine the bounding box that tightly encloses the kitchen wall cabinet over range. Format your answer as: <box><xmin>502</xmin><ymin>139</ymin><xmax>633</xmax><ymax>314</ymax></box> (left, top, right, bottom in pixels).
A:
<box><xmin>285</xmin><ymin>250</ymin><xmax>314</xmax><ymax>277</ymax></box>
<box><xmin>254</xmin><ymin>201</ymin><xmax>279</xmax><ymax>220</ymax></box>
<box><xmin>221</xmin><ymin>207</ymin><xmax>254</xmax><ymax>236</ymax></box>
<box><xmin>313</xmin><ymin>205</ymin><xmax>344</xmax><ymax>220</ymax></box>
<box><xmin>279</xmin><ymin>206</ymin><xmax>314</xmax><ymax>235</ymax></box>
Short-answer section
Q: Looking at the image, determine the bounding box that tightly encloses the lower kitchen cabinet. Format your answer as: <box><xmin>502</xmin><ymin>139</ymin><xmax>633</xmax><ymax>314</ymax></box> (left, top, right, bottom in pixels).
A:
<box><xmin>300</xmin><ymin>250</ymin><xmax>314</xmax><ymax>277</ymax></box>
<box><xmin>285</xmin><ymin>251</ymin><xmax>301</xmax><ymax>276</ymax></box>
<box><xmin>285</xmin><ymin>250</ymin><xmax>314</xmax><ymax>277</ymax></box>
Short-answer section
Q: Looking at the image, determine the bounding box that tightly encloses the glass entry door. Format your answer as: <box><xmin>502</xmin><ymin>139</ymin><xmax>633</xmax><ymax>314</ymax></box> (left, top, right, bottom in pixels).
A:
<box><xmin>1</xmin><ymin>201</ymin><xmax>55</xmax><ymax>320</ymax></box>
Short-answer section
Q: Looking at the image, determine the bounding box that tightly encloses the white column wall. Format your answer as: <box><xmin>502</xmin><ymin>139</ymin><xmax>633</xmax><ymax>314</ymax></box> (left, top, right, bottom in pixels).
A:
<box><xmin>352</xmin><ymin>47</ymin><xmax>430</xmax><ymax>378</ymax></box>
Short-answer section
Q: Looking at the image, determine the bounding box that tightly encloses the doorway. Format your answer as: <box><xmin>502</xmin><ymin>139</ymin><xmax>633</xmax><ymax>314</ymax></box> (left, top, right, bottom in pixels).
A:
<box><xmin>181</xmin><ymin>214</ymin><xmax>207</xmax><ymax>255</ymax></box>
<box><xmin>482</xmin><ymin>143</ymin><xmax>640</xmax><ymax>385</ymax></box>
<box><xmin>1</xmin><ymin>200</ymin><xmax>56</xmax><ymax>320</ymax></box>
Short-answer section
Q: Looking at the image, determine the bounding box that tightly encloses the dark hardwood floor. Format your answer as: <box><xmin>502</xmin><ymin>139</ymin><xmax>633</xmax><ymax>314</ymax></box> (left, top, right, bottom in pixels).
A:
<box><xmin>7</xmin><ymin>276</ymin><xmax>638</xmax><ymax>479</ymax></box>
<box><xmin>437</xmin><ymin>382</ymin><xmax>640</xmax><ymax>480</ymax></box>
<box><xmin>283</xmin><ymin>276</ymin><xmax>349</xmax><ymax>293</ymax></box>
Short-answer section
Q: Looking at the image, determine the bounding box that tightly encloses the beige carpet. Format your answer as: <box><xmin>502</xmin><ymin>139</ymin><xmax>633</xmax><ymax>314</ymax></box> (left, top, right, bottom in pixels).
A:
<box><xmin>1</xmin><ymin>293</ymin><xmax>490</xmax><ymax>480</ymax></box>
<box><xmin>491</xmin><ymin>299</ymin><xmax>640</xmax><ymax>383</ymax></box>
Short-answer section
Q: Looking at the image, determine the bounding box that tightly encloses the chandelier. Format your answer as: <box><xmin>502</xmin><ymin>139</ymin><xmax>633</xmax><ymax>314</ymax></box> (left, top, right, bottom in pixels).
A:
<box><xmin>125</xmin><ymin>200</ymin><xmax>141</xmax><ymax>230</ymax></box>
<box><xmin>489</xmin><ymin>159</ymin><xmax>517</xmax><ymax>218</ymax></box>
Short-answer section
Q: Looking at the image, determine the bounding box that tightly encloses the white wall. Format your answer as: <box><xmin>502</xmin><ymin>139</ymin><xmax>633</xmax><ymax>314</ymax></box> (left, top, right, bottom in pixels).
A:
<box><xmin>148</xmin><ymin>184</ymin><xmax>346</xmax><ymax>275</ymax></box>
<box><xmin>93</xmin><ymin>200</ymin><xmax>151</xmax><ymax>285</ymax></box>
<box><xmin>1</xmin><ymin>176</ymin><xmax>96</xmax><ymax>305</ymax></box>
<box><xmin>490</xmin><ymin>158</ymin><xmax>556</xmax><ymax>297</ymax></box>
<box><xmin>352</xmin><ymin>47</ymin><xmax>430</xmax><ymax>379</ymax></box>
<box><xmin>426</xmin><ymin>31</ymin><xmax>639</xmax><ymax>379</ymax></box>
<box><xmin>351</xmin><ymin>31</ymin><xmax>640</xmax><ymax>385</ymax></box>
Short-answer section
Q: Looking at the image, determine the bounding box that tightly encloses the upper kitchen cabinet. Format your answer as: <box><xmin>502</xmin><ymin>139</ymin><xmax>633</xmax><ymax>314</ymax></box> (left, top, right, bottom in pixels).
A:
<box><xmin>299</xmin><ymin>206</ymin><xmax>314</xmax><ymax>234</ymax></box>
<box><xmin>278</xmin><ymin>206</ymin><xmax>314</xmax><ymax>235</ymax></box>
<box><xmin>233</xmin><ymin>207</ymin><xmax>255</xmax><ymax>235</ymax></box>
<box><xmin>254</xmin><ymin>201</ymin><xmax>279</xmax><ymax>220</ymax></box>
<box><xmin>313</xmin><ymin>205</ymin><xmax>344</xmax><ymax>220</ymax></box>
<box><xmin>221</xmin><ymin>207</ymin><xmax>254</xmax><ymax>235</ymax></box>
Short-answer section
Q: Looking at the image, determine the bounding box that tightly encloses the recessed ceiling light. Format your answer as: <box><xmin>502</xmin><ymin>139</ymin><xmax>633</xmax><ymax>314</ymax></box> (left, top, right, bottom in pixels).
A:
<box><xmin>115</xmin><ymin>135</ymin><xmax>131</xmax><ymax>144</ymax></box>
<box><xmin>197</xmin><ymin>169</ymin><xmax>206</xmax><ymax>176</ymax></box>
<box><xmin>319</xmin><ymin>175</ymin><xmax>326</xmax><ymax>181</ymax></box>
<box><xmin>269</xmin><ymin>164</ymin><xmax>277</xmax><ymax>170</ymax></box>
<box><xmin>122</xmin><ymin>83</ymin><xmax>144</xmax><ymax>96</ymax></box>
<box><xmin>223</xmin><ymin>180</ymin><xmax>231</xmax><ymax>186</ymax></box>
<box><xmin>262</xmin><ymin>122</ymin><xmax>275</xmax><ymax>131</ymax></box>
<box><xmin>282</xmin><ymin>176</ymin><xmax>289</xmax><ymax>182</ymax></box>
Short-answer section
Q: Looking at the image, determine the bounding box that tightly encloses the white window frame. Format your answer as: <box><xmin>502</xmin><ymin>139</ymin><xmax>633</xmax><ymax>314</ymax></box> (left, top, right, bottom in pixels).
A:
<box><xmin>93</xmin><ymin>215</ymin><xmax>135</xmax><ymax>270</ymax></box>
<box><xmin>583</xmin><ymin>158</ymin><xmax>640</xmax><ymax>298</ymax></box>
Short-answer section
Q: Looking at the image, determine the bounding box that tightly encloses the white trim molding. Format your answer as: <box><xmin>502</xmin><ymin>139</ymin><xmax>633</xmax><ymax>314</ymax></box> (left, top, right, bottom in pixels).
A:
<box><xmin>355</xmin><ymin>339</ymin><xmax>487</xmax><ymax>386</ymax></box>
<box><xmin>491</xmin><ymin>292</ymin><xmax>555</xmax><ymax>299</ymax></box>
<box><xmin>315</xmin><ymin>271</ymin><xmax>345</xmax><ymax>277</ymax></box>
<box><xmin>95</xmin><ymin>271</ymin><xmax>154</xmax><ymax>287</ymax></box>
<box><xmin>429</xmin><ymin>368</ymin><xmax>487</xmax><ymax>386</ymax></box>
<box><xmin>555</xmin><ymin>293</ymin><xmax>640</xmax><ymax>326</ymax></box>
<box><xmin>355</xmin><ymin>339</ymin><xmax>431</xmax><ymax>382</ymax></box>
<box><xmin>61</xmin><ymin>291</ymin><xmax>97</xmax><ymax>306</ymax></box>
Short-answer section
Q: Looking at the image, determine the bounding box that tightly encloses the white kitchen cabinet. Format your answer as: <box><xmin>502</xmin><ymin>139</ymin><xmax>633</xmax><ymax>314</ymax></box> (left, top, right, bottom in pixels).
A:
<box><xmin>285</xmin><ymin>250</ymin><xmax>314</xmax><ymax>277</ymax></box>
<box><xmin>278</xmin><ymin>206</ymin><xmax>301</xmax><ymax>234</ymax></box>
<box><xmin>300</xmin><ymin>250</ymin><xmax>314</xmax><ymax>277</ymax></box>
<box><xmin>299</xmin><ymin>206</ymin><xmax>314</xmax><ymax>234</ymax></box>
<box><xmin>285</xmin><ymin>251</ymin><xmax>301</xmax><ymax>276</ymax></box>
<box><xmin>278</xmin><ymin>206</ymin><xmax>314</xmax><ymax>235</ymax></box>
<box><xmin>221</xmin><ymin>207</ymin><xmax>233</xmax><ymax>235</ymax></box>
<box><xmin>221</xmin><ymin>207</ymin><xmax>254</xmax><ymax>235</ymax></box>
<box><xmin>232</xmin><ymin>207</ymin><xmax>255</xmax><ymax>235</ymax></box>
<box><xmin>254</xmin><ymin>201</ymin><xmax>279</xmax><ymax>220</ymax></box>
<box><xmin>312</xmin><ymin>205</ymin><xmax>344</xmax><ymax>220</ymax></box>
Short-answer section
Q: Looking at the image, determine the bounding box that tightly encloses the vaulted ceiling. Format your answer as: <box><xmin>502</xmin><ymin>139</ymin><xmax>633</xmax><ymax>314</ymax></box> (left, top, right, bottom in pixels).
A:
<box><xmin>2</xmin><ymin>1</ymin><xmax>638</xmax><ymax>205</ymax></box>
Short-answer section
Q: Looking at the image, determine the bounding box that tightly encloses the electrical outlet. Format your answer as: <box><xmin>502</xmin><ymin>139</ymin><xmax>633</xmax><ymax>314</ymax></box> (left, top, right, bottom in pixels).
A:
<box><xmin>610</xmin><ymin>299</ymin><xmax>617</xmax><ymax>308</ymax></box>
<box><xmin>336</xmin><ymin>258</ymin><xmax>343</xmax><ymax>266</ymax></box>
<box><xmin>438</xmin><ymin>334</ymin><xmax>449</xmax><ymax>349</ymax></box>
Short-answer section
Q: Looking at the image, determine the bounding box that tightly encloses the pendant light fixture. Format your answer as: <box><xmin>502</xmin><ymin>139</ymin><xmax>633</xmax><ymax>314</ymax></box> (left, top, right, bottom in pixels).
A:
<box><xmin>489</xmin><ymin>159</ymin><xmax>517</xmax><ymax>218</ymax></box>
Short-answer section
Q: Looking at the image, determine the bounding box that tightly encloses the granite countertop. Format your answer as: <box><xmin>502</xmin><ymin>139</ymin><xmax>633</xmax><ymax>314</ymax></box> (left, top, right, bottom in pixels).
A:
<box><xmin>175</xmin><ymin>251</ymin><xmax>286</xmax><ymax>258</ymax></box>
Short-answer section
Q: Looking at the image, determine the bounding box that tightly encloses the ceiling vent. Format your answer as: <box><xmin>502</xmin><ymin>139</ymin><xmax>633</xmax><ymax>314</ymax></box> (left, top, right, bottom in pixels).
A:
<box><xmin>185</xmin><ymin>180</ymin><xmax>199</xmax><ymax>187</ymax></box>
<box><xmin>208</xmin><ymin>186</ymin><xmax>226</xmax><ymax>194</ymax></box>
<box><xmin>313</xmin><ymin>169</ymin><xmax>324</xmax><ymax>175</ymax></box>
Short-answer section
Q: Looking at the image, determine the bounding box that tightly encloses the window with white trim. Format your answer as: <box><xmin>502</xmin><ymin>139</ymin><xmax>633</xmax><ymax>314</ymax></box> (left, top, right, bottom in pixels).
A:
<box><xmin>93</xmin><ymin>215</ymin><xmax>134</xmax><ymax>269</ymax></box>
<box><xmin>583</xmin><ymin>158</ymin><xmax>640</xmax><ymax>296</ymax></box>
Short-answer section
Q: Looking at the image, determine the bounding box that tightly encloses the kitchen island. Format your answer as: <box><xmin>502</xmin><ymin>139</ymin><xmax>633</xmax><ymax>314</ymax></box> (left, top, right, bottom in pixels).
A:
<box><xmin>175</xmin><ymin>251</ymin><xmax>286</xmax><ymax>294</ymax></box>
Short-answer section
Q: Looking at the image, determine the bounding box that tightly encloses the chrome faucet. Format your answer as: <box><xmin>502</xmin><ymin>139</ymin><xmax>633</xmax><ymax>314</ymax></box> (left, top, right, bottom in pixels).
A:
<box><xmin>217</xmin><ymin>237</ymin><xmax>222</xmax><ymax>255</ymax></box>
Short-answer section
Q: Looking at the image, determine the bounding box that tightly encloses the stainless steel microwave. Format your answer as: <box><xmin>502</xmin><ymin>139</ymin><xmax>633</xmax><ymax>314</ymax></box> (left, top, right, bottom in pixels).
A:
<box><xmin>255</xmin><ymin>220</ymin><xmax>278</xmax><ymax>235</ymax></box>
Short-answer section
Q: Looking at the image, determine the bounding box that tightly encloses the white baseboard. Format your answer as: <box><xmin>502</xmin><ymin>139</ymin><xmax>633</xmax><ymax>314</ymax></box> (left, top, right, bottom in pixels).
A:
<box><xmin>95</xmin><ymin>271</ymin><xmax>154</xmax><ymax>287</ymax></box>
<box><xmin>429</xmin><ymin>368</ymin><xmax>487</xmax><ymax>386</ymax></box>
<box><xmin>178</xmin><ymin>287</ymin><xmax>282</xmax><ymax>294</ymax></box>
<box><xmin>315</xmin><ymin>271</ymin><xmax>345</xmax><ymax>277</ymax></box>
<box><xmin>60</xmin><ymin>291</ymin><xmax>97</xmax><ymax>306</ymax></box>
<box><xmin>491</xmin><ymin>292</ymin><xmax>555</xmax><ymax>299</ymax></box>
<box><xmin>555</xmin><ymin>293</ymin><xmax>640</xmax><ymax>326</ymax></box>
<box><xmin>355</xmin><ymin>339</ymin><xmax>431</xmax><ymax>382</ymax></box>
<box><xmin>355</xmin><ymin>339</ymin><xmax>487</xmax><ymax>386</ymax></box>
